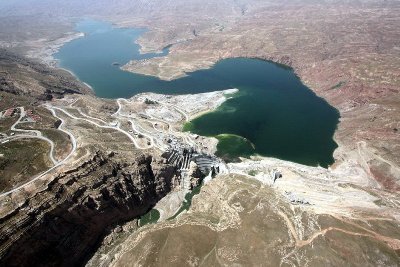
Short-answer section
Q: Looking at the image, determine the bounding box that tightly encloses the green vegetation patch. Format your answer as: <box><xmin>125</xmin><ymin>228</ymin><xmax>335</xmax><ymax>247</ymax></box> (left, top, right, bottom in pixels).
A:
<box><xmin>41</xmin><ymin>129</ymin><xmax>71</xmax><ymax>160</ymax></box>
<box><xmin>144</xmin><ymin>98</ymin><xmax>158</xmax><ymax>105</ymax></box>
<box><xmin>0</xmin><ymin>139</ymin><xmax>52</xmax><ymax>192</ymax></box>
<box><xmin>330</xmin><ymin>81</ymin><xmax>346</xmax><ymax>90</ymax></box>
<box><xmin>215</xmin><ymin>134</ymin><xmax>255</xmax><ymax>161</ymax></box>
<box><xmin>247</xmin><ymin>169</ymin><xmax>259</xmax><ymax>176</ymax></box>
<box><xmin>0</xmin><ymin>117</ymin><xmax>18</xmax><ymax>132</ymax></box>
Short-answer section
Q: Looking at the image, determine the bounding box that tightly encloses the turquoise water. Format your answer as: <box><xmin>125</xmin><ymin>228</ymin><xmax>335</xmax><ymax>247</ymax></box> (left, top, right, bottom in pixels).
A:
<box><xmin>55</xmin><ymin>20</ymin><xmax>339</xmax><ymax>167</ymax></box>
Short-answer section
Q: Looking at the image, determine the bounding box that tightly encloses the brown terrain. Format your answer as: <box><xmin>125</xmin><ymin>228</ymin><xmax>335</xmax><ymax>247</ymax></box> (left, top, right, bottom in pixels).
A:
<box><xmin>0</xmin><ymin>49</ymin><xmax>92</xmax><ymax>100</ymax></box>
<box><xmin>0</xmin><ymin>0</ymin><xmax>399</xmax><ymax>266</ymax></box>
<box><xmin>88</xmin><ymin>174</ymin><xmax>400</xmax><ymax>267</ymax></box>
<box><xmin>0</xmin><ymin>49</ymin><xmax>92</xmax><ymax>192</ymax></box>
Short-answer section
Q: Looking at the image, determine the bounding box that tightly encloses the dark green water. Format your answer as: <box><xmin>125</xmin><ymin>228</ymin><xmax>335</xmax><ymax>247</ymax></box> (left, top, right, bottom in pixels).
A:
<box><xmin>139</xmin><ymin>209</ymin><xmax>160</xmax><ymax>226</ymax></box>
<box><xmin>55</xmin><ymin>20</ymin><xmax>339</xmax><ymax>167</ymax></box>
<box><xmin>168</xmin><ymin>183</ymin><xmax>203</xmax><ymax>220</ymax></box>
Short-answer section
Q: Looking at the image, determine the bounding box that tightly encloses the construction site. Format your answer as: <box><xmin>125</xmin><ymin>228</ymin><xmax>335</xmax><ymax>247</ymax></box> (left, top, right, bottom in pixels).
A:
<box><xmin>162</xmin><ymin>143</ymin><xmax>227</xmax><ymax>190</ymax></box>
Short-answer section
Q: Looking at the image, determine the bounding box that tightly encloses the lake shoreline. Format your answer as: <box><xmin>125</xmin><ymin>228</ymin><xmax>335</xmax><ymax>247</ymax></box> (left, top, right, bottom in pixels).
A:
<box><xmin>52</xmin><ymin>19</ymin><xmax>339</xmax><ymax>167</ymax></box>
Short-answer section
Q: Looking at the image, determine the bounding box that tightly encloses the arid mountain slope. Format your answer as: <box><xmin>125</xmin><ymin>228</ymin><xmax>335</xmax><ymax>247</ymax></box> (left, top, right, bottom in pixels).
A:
<box><xmin>87</xmin><ymin>174</ymin><xmax>400</xmax><ymax>267</ymax></box>
<box><xmin>0</xmin><ymin>49</ymin><xmax>91</xmax><ymax>100</ymax></box>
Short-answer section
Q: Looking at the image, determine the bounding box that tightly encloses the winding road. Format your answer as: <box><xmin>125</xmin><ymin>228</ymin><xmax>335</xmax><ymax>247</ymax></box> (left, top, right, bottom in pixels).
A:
<box><xmin>50</xmin><ymin>105</ymin><xmax>150</xmax><ymax>150</ymax></box>
<box><xmin>9</xmin><ymin>107</ymin><xmax>57</xmax><ymax>165</ymax></box>
<box><xmin>0</xmin><ymin>106</ymin><xmax>77</xmax><ymax>198</ymax></box>
<box><xmin>0</xmin><ymin>99</ymin><xmax>195</xmax><ymax>197</ymax></box>
<box><xmin>115</xmin><ymin>98</ymin><xmax>196</xmax><ymax>149</ymax></box>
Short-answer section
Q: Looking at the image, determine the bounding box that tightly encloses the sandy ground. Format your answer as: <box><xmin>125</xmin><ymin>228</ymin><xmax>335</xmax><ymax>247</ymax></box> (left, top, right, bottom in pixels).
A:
<box><xmin>154</xmin><ymin>190</ymin><xmax>188</xmax><ymax>221</ymax></box>
<box><xmin>228</xmin><ymin>156</ymin><xmax>400</xmax><ymax>220</ymax></box>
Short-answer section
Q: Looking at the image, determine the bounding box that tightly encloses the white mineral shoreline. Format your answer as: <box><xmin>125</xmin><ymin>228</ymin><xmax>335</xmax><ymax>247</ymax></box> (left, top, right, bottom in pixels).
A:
<box><xmin>25</xmin><ymin>32</ymin><xmax>85</xmax><ymax>67</ymax></box>
<box><xmin>58</xmin><ymin>66</ymin><xmax>95</xmax><ymax>92</ymax></box>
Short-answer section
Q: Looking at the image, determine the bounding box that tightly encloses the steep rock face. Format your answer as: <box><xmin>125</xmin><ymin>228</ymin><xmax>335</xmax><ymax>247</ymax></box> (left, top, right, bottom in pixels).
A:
<box><xmin>0</xmin><ymin>151</ymin><xmax>178</xmax><ymax>267</ymax></box>
<box><xmin>188</xmin><ymin>161</ymin><xmax>203</xmax><ymax>189</ymax></box>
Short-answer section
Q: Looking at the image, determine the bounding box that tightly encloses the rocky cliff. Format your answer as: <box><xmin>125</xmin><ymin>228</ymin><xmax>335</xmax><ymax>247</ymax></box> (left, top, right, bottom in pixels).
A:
<box><xmin>0</xmin><ymin>151</ymin><xmax>178</xmax><ymax>267</ymax></box>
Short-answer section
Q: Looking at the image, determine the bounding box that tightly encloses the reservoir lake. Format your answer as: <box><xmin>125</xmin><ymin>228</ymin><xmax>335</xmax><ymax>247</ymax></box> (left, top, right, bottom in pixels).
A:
<box><xmin>55</xmin><ymin>20</ymin><xmax>339</xmax><ymax>167</ymax></box>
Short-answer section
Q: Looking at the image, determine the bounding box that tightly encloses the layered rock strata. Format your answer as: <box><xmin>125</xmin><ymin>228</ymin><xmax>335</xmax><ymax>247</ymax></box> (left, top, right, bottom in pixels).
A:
<box><xmin>0</xmin><ymin>151</ymin><xmax>178</xmax><ymax>267</ymax></box>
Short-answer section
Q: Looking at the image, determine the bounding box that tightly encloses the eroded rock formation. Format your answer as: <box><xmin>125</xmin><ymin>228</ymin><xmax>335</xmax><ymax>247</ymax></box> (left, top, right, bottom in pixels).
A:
<box><xmin>0</xmin><ymin>151</ymin><xmax>178</xmax><ymax>267</ymax></box>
